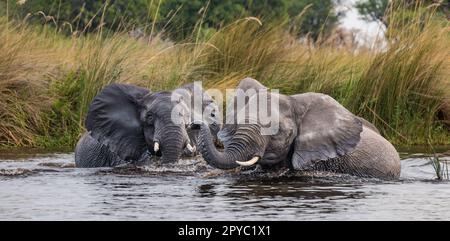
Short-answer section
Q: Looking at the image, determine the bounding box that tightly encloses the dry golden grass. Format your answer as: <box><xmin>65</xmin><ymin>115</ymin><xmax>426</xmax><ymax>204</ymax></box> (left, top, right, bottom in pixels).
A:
<box><xmin>0</xmin><ymin>3</ymin><xmax>448</xmax><ymax>147</ymax></box>
<box><xmin>0</xmin><ymin>20</ymin><xmax>57</xmax><ymax>146</ymax></box>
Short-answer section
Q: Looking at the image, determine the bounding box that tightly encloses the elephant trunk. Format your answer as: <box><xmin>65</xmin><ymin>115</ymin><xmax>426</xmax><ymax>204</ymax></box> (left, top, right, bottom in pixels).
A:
<box><xmin>198</xmin><ymin>124</ymin><xmax>238</xmax><ymax>169</ymax></box>
<box><xmin>160</xmin><ymin>125</ymin><xmax>185</xmax><ymax>163</ymax></box>
<box><xmin>198</xmin><ymin>123</ymin><xmax>267</xmax><ymax>170</ymax></box>
<box><xmin>156</xmin><ymin>122</ymin><xmax>186</xmax><ymax>163</ymax></box>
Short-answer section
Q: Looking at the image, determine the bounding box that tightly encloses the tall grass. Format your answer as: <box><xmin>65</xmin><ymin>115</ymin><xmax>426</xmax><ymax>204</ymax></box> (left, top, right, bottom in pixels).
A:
<box><xmin>195</xmin><ymin>18</ymin><xmax>289</xmax><ymax>87</ymax></box>
<box><xmin>0</xmin><ymin>3</ymin><xmax>448</xmax><ymax>148</ymax></box>
<box><xmin>347</xmin><ymin>4</ymin><xmax>450</xmax><ymax>144</ymax></box>
<box><xmin>0</xmin><ymin>19</ymin><xmax>56</xmax><ymax>146</ymax></box>
<box><xmin>0</xmin><ymin>17</ymin><xmax>181</xmax><ymax>147</ymax></box>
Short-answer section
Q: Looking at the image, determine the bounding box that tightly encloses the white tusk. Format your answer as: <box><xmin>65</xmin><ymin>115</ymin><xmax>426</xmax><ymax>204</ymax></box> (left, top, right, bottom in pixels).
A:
<box><xmin>236</xmin><ymin>156</ymin><xmax>260</xmax><ymax>166</ymax></box>
<box><xmin>186</xmin><ymin>143</ymin><xmax>195</xmax><ymax>153</ymax></box>
<box><xmin>154</xmin><ymin>142</ymin><xmax>160</xmax><ymax>152</ymax></box>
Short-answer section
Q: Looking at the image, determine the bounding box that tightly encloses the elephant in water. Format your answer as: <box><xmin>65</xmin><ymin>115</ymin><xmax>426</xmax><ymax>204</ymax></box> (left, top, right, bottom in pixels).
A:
<box><xmin>75</xmin><ymin>83</ymin><xmax>220</xmax><ymax>167</ymax></box>
<box><xmin>198</xmin><ymin>78</ymin><xmax>401</xmax><ymax>179</ymax></box>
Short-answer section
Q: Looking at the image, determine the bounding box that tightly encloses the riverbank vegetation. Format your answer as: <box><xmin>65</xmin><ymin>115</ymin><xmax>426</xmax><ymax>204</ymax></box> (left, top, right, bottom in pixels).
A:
<box><xmin>0</xmin><ymin>1</ymin><xmax>449</xmax><ymax>148</ymax></box>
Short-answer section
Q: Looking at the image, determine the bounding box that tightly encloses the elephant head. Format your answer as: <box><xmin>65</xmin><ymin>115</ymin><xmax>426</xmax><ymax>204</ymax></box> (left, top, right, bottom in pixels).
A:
<box><xmin>176</xmin><ymin>82</ymin><xmax>221</xmax><ymax>153</ymax></box>
<box><xmin>86</xmin><ymin>83</ymin><xmax>219</xmax><ymax>164</ymax></box>
<box><xmin>198</xmin><ymin>78</ymin><xmax>363</xmax><ymax>170</ymax></box>
<box><xmin>138</xmin><ymin>91</ymin><xmax>193</xmax><ymax>162</ymax></box>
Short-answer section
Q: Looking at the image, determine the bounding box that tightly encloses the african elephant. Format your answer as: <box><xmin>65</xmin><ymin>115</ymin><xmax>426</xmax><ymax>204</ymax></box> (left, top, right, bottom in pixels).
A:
<box><xmin>198</xmin><ymin>78</ymin><xmax>401</xmax><ymax>179</ymax></box>
<box><xmin>75</xmin><ymin>83</ymin><xmax>220</xmax><ymax>167</ymax></box>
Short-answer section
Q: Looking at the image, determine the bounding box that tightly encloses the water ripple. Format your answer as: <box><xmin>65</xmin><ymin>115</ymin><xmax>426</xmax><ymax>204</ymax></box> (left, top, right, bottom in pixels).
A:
<box><xmin>0</xmin><ymin>150</ymin><xmax>449</xmax><ymax>220</ymax></box>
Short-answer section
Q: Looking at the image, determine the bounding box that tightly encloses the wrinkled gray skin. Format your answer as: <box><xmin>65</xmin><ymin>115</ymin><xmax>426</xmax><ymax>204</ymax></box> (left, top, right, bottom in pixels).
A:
<box><xmin>198</xmin><ymin>78</ymin><xmax>401</xmax><ymax>179</ymax></box>
<box><xmin>75</xmin><ymin>83</ymin><xmax>220</xmax><ymax>167</ymax></box>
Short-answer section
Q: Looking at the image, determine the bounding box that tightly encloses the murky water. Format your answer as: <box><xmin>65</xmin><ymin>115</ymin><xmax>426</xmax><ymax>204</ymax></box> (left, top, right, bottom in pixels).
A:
<box><xmin>0</xmin><ymin>148</ymin><xmax>449</xmax><ymax>220</ymax></box>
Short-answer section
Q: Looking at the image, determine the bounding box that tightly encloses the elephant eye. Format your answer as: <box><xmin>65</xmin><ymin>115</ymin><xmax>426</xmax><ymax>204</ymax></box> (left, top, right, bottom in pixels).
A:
<box><xmin>211</xmin><ymin>112</ymin><xmax>215</xmax><ymax>118</ymax></box>
<box><xmin>146</xmin><ymin>112</ymin><xmax>154</xmax><ymax>124</ymax></box>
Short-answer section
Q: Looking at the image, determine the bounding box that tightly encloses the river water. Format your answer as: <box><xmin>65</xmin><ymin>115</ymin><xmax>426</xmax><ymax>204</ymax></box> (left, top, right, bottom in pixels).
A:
<box><xmin>0</xmin><ymin>148</ymin><xmax>449</xmax><ymax>220</ymax></box>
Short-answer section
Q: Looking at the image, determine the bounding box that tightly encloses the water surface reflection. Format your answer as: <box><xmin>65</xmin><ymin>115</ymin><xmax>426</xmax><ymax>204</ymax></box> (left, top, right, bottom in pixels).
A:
<box><xmin>0</xmin><ymin>149</ymin><xmax>449</xmax><ymax>220</ymax></box>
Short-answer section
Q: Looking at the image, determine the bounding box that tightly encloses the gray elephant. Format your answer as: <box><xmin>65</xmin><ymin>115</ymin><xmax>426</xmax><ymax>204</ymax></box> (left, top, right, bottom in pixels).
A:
<box><xmin>75</xmin><ymin>83</ymin><xmax>220</xmax><ymax>167</ymax></box>
<box><xmin>198</xmin><ymin>78</ymin><xmax>401</xmax><ymax>179</ymax></box>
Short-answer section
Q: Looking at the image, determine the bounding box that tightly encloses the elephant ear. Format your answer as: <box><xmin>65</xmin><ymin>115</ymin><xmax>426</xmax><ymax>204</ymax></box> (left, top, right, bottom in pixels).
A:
<box><xmin>292</xmin><ymin>93</ymin><xmax>363</xmax><ymax>169</ymax></box>
<box><xmin>85</xmin><ymin>83</ymin><xmax>150</xmax><ymax>161</ymax></box>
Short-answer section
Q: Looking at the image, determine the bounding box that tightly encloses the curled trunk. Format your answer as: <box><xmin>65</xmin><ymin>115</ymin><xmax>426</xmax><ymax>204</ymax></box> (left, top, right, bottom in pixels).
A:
<box><xmin>198</xmin><ymin>123</ymin><xmax>267</xmax><ymax>169</ymax></box>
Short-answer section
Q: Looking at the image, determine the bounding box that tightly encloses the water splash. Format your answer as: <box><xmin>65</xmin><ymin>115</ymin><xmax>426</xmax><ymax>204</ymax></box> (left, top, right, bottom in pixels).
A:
<box><xmin>1</xmin><ymin>150</ymin><xmax>450</xmax><ymax>220</ymax></box>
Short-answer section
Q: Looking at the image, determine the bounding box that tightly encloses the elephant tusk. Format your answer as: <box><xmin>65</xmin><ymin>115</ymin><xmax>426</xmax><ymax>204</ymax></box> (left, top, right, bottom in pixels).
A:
<box><xmin>186</xmin><ymin>143</ymin><xmax>195</xmax><ymax>153</ymax></box>
<box><xmin>236</xmin><ymin>156</ymin><xmax>260</xmax><ymax>167</ymax></box>
<box><xmin>154</xmin><ymin>142</ymin><xmax>160</xmax><ymax>152</ymax></box>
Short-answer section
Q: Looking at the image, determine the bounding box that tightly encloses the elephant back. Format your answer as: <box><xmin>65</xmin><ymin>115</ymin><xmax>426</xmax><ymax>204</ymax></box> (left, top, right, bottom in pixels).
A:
<box><xmin>312</xmin><ymin>126</ymin><xmax>401</xmax><ymax>179</ymax></box>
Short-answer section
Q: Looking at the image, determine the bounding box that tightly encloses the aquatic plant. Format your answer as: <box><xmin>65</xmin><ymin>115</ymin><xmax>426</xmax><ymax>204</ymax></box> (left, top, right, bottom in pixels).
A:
<box><xmin>428</xmin><ymin>142</ymin><xmax>449</xmax><ymax>180</ymax></box>
<box><xmin>430</xmin><ymin>154</ymin><xmax>449</xmax><ymax>181</ymax></box>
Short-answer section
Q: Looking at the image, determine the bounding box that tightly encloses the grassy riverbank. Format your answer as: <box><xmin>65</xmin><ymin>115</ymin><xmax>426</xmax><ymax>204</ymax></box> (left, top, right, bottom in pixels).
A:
<box><xmin>0</xmin><ymin>6</ymin><xmax>449</xmax><ymax>149</ymax></box>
